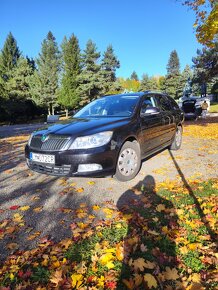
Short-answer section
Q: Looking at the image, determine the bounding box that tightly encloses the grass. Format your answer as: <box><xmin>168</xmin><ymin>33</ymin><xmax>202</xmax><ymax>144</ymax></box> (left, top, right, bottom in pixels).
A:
<box><xmin>209</xmin><ymin>102</ymin><xmax>218</xmax><ymax>113</ymax></box>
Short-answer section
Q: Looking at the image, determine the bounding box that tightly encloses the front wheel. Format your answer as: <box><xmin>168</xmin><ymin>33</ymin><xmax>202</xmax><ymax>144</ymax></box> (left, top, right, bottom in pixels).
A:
<box><xmin>169</xmin><ymin>126</ymin><xmax>182</xmax><ymax>150</ymax></box>
<box><xmin>114</xmin><ymin>141</ymin><xmax>141</xmax><ymax>182</ymax></box>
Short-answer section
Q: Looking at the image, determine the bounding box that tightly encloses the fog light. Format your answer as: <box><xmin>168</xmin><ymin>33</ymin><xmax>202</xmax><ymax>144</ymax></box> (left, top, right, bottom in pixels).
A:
<box><xmin>77</xmin><ymin>164</ymin><xmax>103</xmax><ymax>172</ymax></box>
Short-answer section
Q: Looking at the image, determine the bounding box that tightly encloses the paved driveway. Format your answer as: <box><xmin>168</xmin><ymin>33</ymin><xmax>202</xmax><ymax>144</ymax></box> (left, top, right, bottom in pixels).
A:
<box><xmin>0</xmin><ymin>122</ymin><xmax>217</xmax><ymax>261</ymax></box>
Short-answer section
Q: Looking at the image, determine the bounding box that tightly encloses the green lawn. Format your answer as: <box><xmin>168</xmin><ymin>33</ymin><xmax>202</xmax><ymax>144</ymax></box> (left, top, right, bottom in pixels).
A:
<box><xmin>209</xmin><ymin>103</ymin><xmax>218</xmax><ymax>113</ymax></box>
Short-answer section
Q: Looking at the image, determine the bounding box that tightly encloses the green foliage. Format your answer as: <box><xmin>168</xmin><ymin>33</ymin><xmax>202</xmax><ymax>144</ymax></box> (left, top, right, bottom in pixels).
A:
<box><xmin>130</xmin><ymin>71</ymin><xmax>139</xmax><ymax>81</ymax></box>
<box><xmin>31</xmin><ymin>266</ymin><xmax>50</xmax><ymax>284</ymax></box>
<box><xmin>164</xmin><ymin>50</ymin><xmax>182</xmax><ymax>98</ymax></box>
<box><xmin>58</xmin><ymin>34</ymin><xmax>81</xmax><ymax>114</ymax></box>
<box><xmin>78</xmin><ymin>39</ymin><xmax>103</xmax><ymax>106</ymax></box>
<box><xmin>0</xmin><ymin>32</ymin><xmax>21</xmax><ymax>81</ymax></box>
<box><xmin>139</xmin><ymin>74</ymin><xmax>159</xmax><ymax>91</ymax></box>
<box><xmin>36</xmin><ymin>31</ymin><xmax>60</xmax><ymax>115</ymax></box>
<box><xmin>183</xmin><ymin>251</ymin><xmax>205</xmax><ymax>272</ymax></box>
<box><xmin>100</xmin><ymin>45</ymin><xmax>121</xmax><ymax>94</ymax></box>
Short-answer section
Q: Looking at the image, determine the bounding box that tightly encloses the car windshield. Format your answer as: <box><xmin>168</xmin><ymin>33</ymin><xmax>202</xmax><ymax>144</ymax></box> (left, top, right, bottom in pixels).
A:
<box><xmin>74</xmin><ymin>95</ymin><xmax>140</xmax><ymax>118</ymax></box>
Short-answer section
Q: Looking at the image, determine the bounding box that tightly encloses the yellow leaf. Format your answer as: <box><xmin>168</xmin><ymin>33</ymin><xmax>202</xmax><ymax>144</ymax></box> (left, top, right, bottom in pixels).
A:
<box><xmin>99</xmin><ymin>252</ymin><xmax>114</xmax><ymax>266</ymax></box>
<box><xmin>33</xmin><ymin>206</ymin><xmax>43</xmax><ymax>212</ymax></box>
<box><xmin>156</xmin><ymin>204</ymin><xmax>166</xmax><ymax>212</ymax></box>
<box><xmin>189</xmin><ymin>273</ymin><xmax>201</xmax><ymax>283</ymax></box>
<box><xmin>76</xmin><ymin>187</ymin><xmax>84</xmax><ymax>193</ymax></box>
<box><xmin>71</xmin><ymin>273</ymin><xmax>83</xmax><ymax>288</ymax></box>
<box><xmin>144</xmin><ymin>273</ymin><xmax>157</xmax><ymax>289</ymax></box>
<box><xmin>19</xmin><ymin>205</ymin><xmax>30</xmax><ymax>211</ymax></box>
<box><xmin>87</xmin><ymin>181</ymin><xmax>95</xmax><ymax>185</ymax></box>
<box><xmin>92</xmin><ymin>205</ymin><xmax>100</xmax><ymax>211</ymax></box>
<box><xmin>97</xmin><ymin>275</ymin><xmax>105</xmax><ymax>287</ymax></box>
<box><xmin>10</xmin><ymin>273</ymin><xmax>15</xmax><ymax>280</ymax></box>
<box><xmin>41</xmin><ymin>259</ymin><xmax>49</xmax><ymax>266</ymax></box>
<box><xmin>53</xmin><ymin>260</ymin><xmax>60</xmax><ymax>268</ymax></box>
<box><xmin>105</xmin><ymin>261</ymin><xmax>115</xmax><ymax>269</ymax></box>
<box><xmin>13</xmin><ymin>213</ymin><xmax>23</xmax><ymax>223</ymax></box>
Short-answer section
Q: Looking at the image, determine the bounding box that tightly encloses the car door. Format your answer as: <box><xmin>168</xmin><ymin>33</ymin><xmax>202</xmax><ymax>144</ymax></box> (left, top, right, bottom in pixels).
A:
<box><xmin>155</xmin><ymin>94</ymin><xmax>176</xmax><ymax>145</ymax></box>
<box><xmin>139</xmin><ymin>94</ymin><xmax>164</xmax><ymax>157</ymax></box>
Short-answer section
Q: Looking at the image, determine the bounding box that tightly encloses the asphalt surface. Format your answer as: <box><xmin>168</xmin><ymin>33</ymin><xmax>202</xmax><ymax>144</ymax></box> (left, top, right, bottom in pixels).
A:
<box><xmin>0</xmin><ymin>121</ymin><xmax>218</xmax><ymax>261</ymax></box>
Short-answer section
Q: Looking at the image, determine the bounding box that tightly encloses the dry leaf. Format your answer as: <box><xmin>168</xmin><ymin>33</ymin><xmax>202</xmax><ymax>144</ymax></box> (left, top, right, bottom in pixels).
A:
<box><xmin>144</xmin><ymin>273</ymin><xmax>158</xmax><ymax>289</ymax></box>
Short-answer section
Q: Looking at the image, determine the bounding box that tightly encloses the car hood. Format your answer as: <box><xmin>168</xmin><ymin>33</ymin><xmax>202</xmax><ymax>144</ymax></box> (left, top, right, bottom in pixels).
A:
<box><xmin>33</xmin><ymin>117</ymin><xmax>132</xmax><ymax>137</ymax></box>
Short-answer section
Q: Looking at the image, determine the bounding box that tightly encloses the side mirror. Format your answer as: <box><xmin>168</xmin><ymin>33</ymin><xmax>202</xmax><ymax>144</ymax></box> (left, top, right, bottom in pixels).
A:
<box><xmin>140</xmin><ymin>106</ymin><xmax>160</xmax><ymax>116</ymax></box>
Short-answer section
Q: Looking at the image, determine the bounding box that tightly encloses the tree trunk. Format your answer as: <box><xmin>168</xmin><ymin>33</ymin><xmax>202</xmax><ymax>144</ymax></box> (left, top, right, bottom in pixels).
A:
<box><xmin>48</xmin><ymin>106</ymin><xmax>51</xmax><ymax>116</ymax></box>
<box><xmin>65</xmin><ymin>108</ymin><xmax>68</xmax><ymax>118</ymax></box>
<box><xmin>52</xmin><ymin>103</ymin><xmax>55</xmax><ymax>115</ymax></box>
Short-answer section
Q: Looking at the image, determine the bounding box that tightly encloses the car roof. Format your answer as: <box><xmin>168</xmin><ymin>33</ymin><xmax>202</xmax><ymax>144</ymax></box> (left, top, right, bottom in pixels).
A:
<box><xmin>102</xmin><ymin>91</ymin><xmax>167</xmax><ymax>98</ymax></box>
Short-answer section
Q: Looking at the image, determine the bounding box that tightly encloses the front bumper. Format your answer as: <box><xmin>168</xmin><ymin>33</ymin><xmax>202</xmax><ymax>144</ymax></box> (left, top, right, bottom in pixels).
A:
<box><xmin>25</xmin><ymin>145</ymin><xmax>118</xmax><ymax>177</ymax></box>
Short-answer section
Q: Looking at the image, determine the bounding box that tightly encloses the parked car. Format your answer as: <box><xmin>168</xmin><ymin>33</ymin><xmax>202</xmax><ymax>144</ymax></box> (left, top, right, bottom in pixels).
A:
<box><xmin>25</xmin><ymin>92</ymin><xmax>184</xmax><ymax>181</ymax></box>
<box><xmin>178</xmin><ymin>96</ymin><xmax>210</xmax><ymax>120</ymax></box>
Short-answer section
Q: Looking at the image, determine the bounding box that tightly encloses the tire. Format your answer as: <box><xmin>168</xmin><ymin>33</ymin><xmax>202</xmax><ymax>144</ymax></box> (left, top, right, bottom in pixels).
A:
<box><xmin>169</xmin><ymin>126</ymin><xmax>182</xmax><ymax>150</ymax></box>
<box><xmin>114</xmin><ymin>141</ymin><xmax>141</xmax><ymax>181</ymax></box>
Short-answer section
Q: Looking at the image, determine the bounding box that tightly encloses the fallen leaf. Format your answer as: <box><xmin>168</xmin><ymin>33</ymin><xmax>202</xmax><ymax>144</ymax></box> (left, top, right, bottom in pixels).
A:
<box><xmin>144</xmin><ymin>273</ymin><xmax>158</xmax><ymax>289</ymax></box>
<box><xmin>9</xmin><ymin>205</ymin><xmax>20</xmax><ymax>210</ymax></box>
<box><xmin>163</xmin><ymin>267</ymin><xmax>180</xmax><ymax>280</ymax></box>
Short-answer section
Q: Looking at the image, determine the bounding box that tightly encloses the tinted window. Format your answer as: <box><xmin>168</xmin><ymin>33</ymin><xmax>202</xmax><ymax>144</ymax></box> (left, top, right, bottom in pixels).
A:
<box><xmin>157</xmin><ymin>95</ymin><xmax>172</xmax><ymax>111</ymax></box>
<box><xmin>167</xmin><ymin>96</ymin><xmax>180</xmax><ymax>110</ymax></box>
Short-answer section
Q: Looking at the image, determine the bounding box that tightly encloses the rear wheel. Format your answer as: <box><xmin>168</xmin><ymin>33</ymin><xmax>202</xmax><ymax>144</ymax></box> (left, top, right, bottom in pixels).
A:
<box><xmin>170</xmin><ymin>126</ymin><xmax>182</xmax><ymax>150</ymax></box>
<box><xmin>114</xmin><ymin>141</ymin><xmax>141</xmax><ymax>181</ymax></box>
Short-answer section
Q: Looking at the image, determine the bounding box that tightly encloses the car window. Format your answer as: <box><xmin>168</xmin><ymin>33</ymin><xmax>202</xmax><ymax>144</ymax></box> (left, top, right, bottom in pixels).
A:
<box><xmin>74</xmin><ymin>95</ymin><xmax>140</xmax><ymax>118</ymax></box>
<box><xmin>157</xmin><ymin>95</ymin><xmax>172</xmax><ymax>111</ymax></box>
<box><xmin>140</xmin><ymin>95</ymin><xmax>157</xmax><ymax>115</ymax></box>
<box><xmin>167</xmin><ymin>96</ymin><xmax>180</xmax><ymax>110</ymax></box>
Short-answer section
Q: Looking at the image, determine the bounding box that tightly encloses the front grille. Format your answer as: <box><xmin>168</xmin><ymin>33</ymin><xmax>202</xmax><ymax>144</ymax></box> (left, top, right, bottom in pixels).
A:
<box><xmin>27</xmin><ymin>160</ymin><xmax>71</xmax><ymax>176</ymax></box>
<box><xmin>30</xmin><ymin>135</ymin><xmax>70</xmax><ymax>151</ymax></box>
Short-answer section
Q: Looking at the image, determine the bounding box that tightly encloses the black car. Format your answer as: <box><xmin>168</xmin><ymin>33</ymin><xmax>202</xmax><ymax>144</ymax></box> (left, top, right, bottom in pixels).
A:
<box><xmin>25</xmin><ymin>92</ymin><xmax>184</xmax><ymax>181</ymax></box>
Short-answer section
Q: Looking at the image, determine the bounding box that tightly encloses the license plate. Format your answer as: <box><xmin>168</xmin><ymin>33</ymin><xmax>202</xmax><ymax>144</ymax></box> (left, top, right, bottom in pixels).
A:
<box><xmin>30</xmin><ymin>152</ymin><xmax>55</xmax><ymax>164</ymax></box>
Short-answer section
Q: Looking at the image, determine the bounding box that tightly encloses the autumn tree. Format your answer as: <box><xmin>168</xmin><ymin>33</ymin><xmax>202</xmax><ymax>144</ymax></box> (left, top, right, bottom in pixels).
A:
<box><xmin>118</xmin><ymin>77</ymin><xmax>140</xmax><ymax>92</ymax></box>
<box><xmin>36</xmin><ymin>31</ymin><xmax>60</xmax><ymax>115</ymax></box>
<box><xmin>58</xmin><ymin>34</ymin><xmax>81</xmax><ymax>117</ymax></box>
<box><xmin>183</xmin><ymin>0</ymin><xmax>218</xmax><ymax>47</ymax></box>
<box><xmin>100</xmin><ymin>45</ymin><xmax>121</xmax><ymax>94</ymax></box>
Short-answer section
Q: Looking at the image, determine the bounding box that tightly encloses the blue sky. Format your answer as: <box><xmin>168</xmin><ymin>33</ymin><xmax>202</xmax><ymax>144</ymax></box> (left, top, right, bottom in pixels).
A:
<box><xmin>0</xmin><ymin>0</ymin><xmax>201</xmax><ymax>79</ymax></box>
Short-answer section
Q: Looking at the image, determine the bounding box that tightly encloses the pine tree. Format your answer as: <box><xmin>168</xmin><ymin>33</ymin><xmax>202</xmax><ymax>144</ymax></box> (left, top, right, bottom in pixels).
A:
<box><xmin>180</xmin><ymin>65</ymin><xmax>193</xmax><ymax>97</ymax></box>
<box><xmin>36</xmin><ymin>31</ymin><xmax>60</xmax><ymax>115</ymax></box>
<box><xmin>78</xmin><ymin>39</ymin><xmax>102</xmax><ymax>105</ymax></box>
<box><xmin>0</xmin><ymin>32</ymin><xmax>21</xmax><ymax>81</ymax></box>
<box><xmin>58</xmin><ymin>34</ymin><xmax>81</xmax><ymax>117</ymax></box>
<box><xmin>139</xmin><ymin>74</ymin><xmax>159</xmax><ymax>91</ymax></box>
<box><xmin>130</xmin><ymin>71</ymin><xmax>139</xmax><ymax>81</ymax></box>
<box><xmin>7</xmin><ymin>57</ymin><xmax>34</xmax><ymax>100</ymax></box>
<box><xmin>101</xmin><ymin>45</ymin><xmax>121</xmax><ymax>94</ymax></box>
<box><xmin>165</xmin><ymin>50</ymin><xmax>181</xmax><ymax>98</ymax></box>
<box><xmin>167</xmin><ymin>50</ymin><xmax>180</xmax><ymax>76</ymax></box>
<box><xmin>0</xmin><ymin>32</ymin><xmax>21</xmax><ymax>99</ymax></box>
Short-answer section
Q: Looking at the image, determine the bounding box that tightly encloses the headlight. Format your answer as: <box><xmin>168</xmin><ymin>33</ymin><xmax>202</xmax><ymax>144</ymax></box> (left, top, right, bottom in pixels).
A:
<box><xmin>69</xmin><ymin>131</ymin><xmax>113</xmax><ymax>149</ymax></box>
<box><xmin>28</xmin><ymin>133</ymin><xmax>34</xmax><ymax>146</ymax></box>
